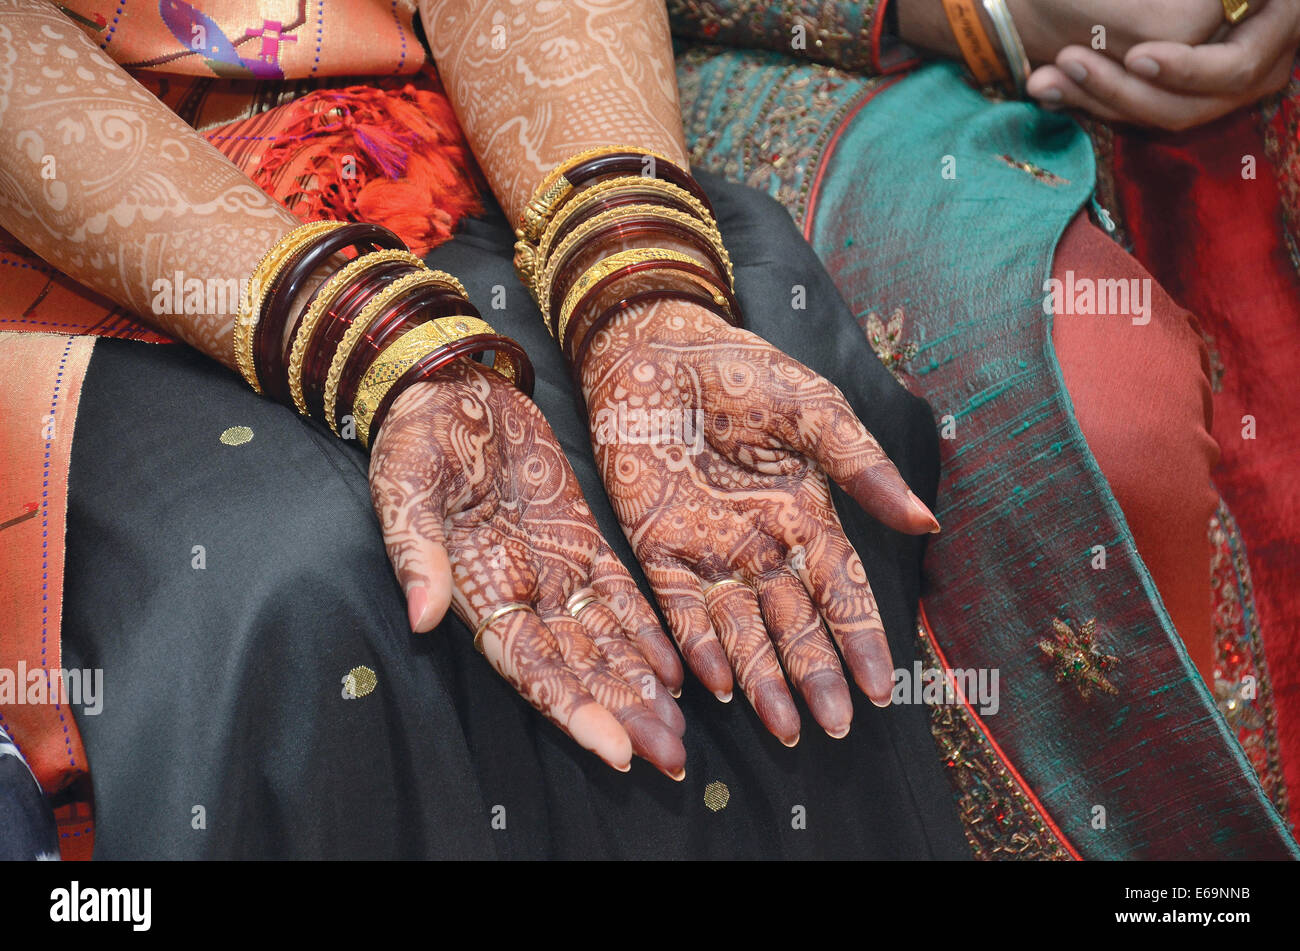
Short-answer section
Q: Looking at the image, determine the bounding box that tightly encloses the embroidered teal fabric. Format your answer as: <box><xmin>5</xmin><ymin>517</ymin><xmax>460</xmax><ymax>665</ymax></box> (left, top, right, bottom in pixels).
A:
<box><xmin>677</xmin><ymin>51</ymin><xmax>1300</xmax><ymax>859</ymax></box>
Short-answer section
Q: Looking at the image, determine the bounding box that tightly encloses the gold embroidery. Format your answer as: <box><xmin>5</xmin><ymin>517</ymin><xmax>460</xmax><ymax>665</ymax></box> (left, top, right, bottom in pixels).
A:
<box><xmin>342</xmin><ymin>665</ymin><xmax>377</xmax><ymax>699</ymax></box>
<box><xmin>218</xmin><ymin>425</ymin><xmax>254</xmax><ymax>446</ymax></box>
<box><xmin>1038</xmin><ymin>618</ymin><xmax>1119</xmax><ymax>699</ymax></box>
<box><xmin>704</xmin><ymin>780</ymin><xmax>730</xmax><ymax>812</ymax></box>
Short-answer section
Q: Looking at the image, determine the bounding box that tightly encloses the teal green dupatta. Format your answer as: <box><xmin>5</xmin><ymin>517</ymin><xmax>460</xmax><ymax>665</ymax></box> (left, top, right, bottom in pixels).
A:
<box><xmin>677</xmin><ymin>51</ymin><xmax>1298</xmax><ymax>859</ymax></box>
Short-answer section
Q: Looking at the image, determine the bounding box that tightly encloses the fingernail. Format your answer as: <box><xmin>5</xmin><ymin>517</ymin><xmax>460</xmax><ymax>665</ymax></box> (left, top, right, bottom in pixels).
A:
<box><xmin>669</xmin><ymin>768</ymin><xmax>686</xmax><ymax>782</ymax></box>
<box><xmin>1131</xmin><ymin>56</ymin><xmax>1159</xmax><ymax>78</ymax></box>
<box><xmin>826</xmin><ymin>724</ymin><xmax>850</xmax><ymax>739</ymax></box>
<box><xmin>907</xmin><ymin>490</ymin><xmax>941</xmax><ymax>533</ymax></box>
<box><xmin>780</xmin><ymin>732</ymin><xmax>801</xmax><ymax>748</ymax></box>
<box><xmin>1064</xmin><ymin>62</ymin><xmax>1087</xmax><ymax>83</ymax></box>
<box><xmin>714</xmin><ymin>689</ymin><xmax>733</xmax><ymax>703</ymax></box>
<box><xmin>406</xmin><ymin>584</ymin><xmax>428</xmax><ymax>631</ymax></box>
<box><xmin>669</xmin><ymin>686</ymin><xmax>681</xmax><ymax>699</ymax></box>
<box><xmin>615</xmin><ymin>760</ymin><xmax>631</xmax><ymax>773</ymax></box>
<box><xmin>871</xmin><ymin>693</ymin><xmax>893</xmax><ymax>709</ymax></box>
<box><xmin>1037</xmin><ymin>87</ymin><xmax>1063</xmax><ymax>103</ymax></box>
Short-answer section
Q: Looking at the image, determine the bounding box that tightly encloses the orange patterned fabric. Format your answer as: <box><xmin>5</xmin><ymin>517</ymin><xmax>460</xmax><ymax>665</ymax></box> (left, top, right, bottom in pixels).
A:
<box><xmin>57</xmin><ymin>0</ymin><xmax>421</xmax><ymax>79</ymax></box>
<box><xmin>0</xmin><ymin>333</ymin><xmax>97</xmax><ymax>861</ymax></box>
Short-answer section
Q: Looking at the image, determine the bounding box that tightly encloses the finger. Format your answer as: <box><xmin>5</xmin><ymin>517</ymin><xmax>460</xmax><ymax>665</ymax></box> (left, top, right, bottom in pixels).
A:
<box><xmin>794</xmin><ymin>531</ymin><xmax>895</xmax><ymax>707</ymax></box>
<box><xmin>542</xmin><ymin>610</ymin><xmax>687</xmax><ymax>779</ymax></box>
<box><xmin>476</xmin><ymin>605</ymin><xmax>633</xmax><ymax>771</ymax></box>
<box><xmin>369</xmin><ymin>455</ymin><xmax>454</xmax><ymax>633</ymax></box>
<box><xmin>643</xmin><ymin>559</ymin><xmax>734</xmax><ymax>699</ymax></box>
<box><xmin>1027</xmin><ymin>65</ymin><xmax>1130</xmax><ymax>121</ymax></box>
<box><xmin>1125</xmin><ymin>0</ymin><xmax>1297</xmax><ymax>95</ymax></box>
<box><xmin>590</xmin><ymin>546</ymin><xmax>684</xmax><ymax>694</ymax></box>
<box><xmin>704</xmin><ymin>579</ymin><xmax>801</xmax><ymax>746</ymax></box>
<box><xmin>575</xmin><ymin>596</ymin><xmax>687</xmax><ymax>738</ymax></box>
<box><xmin>774</xmin><ymin>369</ymin><xmax>939</xmax><ymax>535</ymax></box>
<box><xmin>1051</xmin><ymin>46</ymin><xmax>1244</xmax><ymax>131</ymax></box>
<box><xmin>753</xmin><ymin>568</ymin><xmax>853</xmax><ymax>738</ymax></box>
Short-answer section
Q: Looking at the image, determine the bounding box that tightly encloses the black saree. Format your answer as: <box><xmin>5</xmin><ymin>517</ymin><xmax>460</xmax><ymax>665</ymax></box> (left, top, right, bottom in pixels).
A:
<box><xmin>60</xmin><ymin>173</ymin><xmax>969</xmax><ymax>859</ymax></box>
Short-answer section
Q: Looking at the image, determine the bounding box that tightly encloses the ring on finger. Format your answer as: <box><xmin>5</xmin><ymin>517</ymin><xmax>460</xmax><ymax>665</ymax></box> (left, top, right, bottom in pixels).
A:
<box><xmin>473</xmin><ymin>602</ymin><xmax>531</xmax><ymax>654</ymax></box>
<box><xmin>565</xmin><ymin>588</ymin><xmax>600</xmax><ymax>619</ymax></box>
<box><xmin>702</xmin><ymin>577</ymin><xmax>750</xmax><ymax>598</ymax></box>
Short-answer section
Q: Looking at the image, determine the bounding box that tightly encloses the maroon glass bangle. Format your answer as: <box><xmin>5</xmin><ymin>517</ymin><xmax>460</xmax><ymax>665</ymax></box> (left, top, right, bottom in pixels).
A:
<box><xmin>544</xmin><ymin>216</ymin><xmax>729</xmax><ymax>322</ymax></box>
<box><xmin>569</xmin><ymin>289</ymin><xmax>732</xmax><ymax>385</ymax></box>
<box><xmin>366</xmin><ymin>333</ymin><xmax>536</xmax><ymax>445</ymax></box>
<box><xmin>560</xmin><ymin>152</ymin><xmax>713</xmax><ymax>218</ymax></box>
<box><xmin>558</xmin><ymin>256</ymin><xmax>742</xmax><ymax>353</ymax></box>
<box><xmin>335</xmin><ymin>284</ymin><xmax>480</xmax><ymax>428</ymax></box>
<box><xmin>547</xmin><ymin>187</ymin><xmax>706</xmax><ymax>254</ymax></box>
<box><xmin>299</xmin><ymin>260</ymin><xmax>420</xmax><ymax>423</ymax></box>
<box><xmin>255</xmin><ymin>223</ymin><xmax>406</xmax><ymax>404</ymax></box>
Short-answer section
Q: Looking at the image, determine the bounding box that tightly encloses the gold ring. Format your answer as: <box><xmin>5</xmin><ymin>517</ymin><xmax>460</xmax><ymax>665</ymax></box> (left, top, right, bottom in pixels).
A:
<box><xmin>472</xmin><ymin>602</ymin><xmax>532</xmax><ymax>654</ymax></box>
<box><xmin>702</xmin><ymin>577</ymin><xmax>749</xmax><ymax>597</ymax></box>
<box><xmin>565</xmin><ymin>590</ymin><xmax>600</xmax><ymax>619</ymax></box>
<box><xmin>1221</xmin><ymin>0</ymin><xmax>1250</xmax><ymax>24</ymax></box>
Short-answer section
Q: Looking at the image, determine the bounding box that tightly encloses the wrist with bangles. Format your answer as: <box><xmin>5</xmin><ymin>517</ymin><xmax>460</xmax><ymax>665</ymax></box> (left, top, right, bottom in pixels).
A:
<box><xmin>512</xmin><ymin>144</ymin><xmax>742</xmax><ymax>375</ymax></box>
<box><xmin>234</xmin><ymin>219</ymin><xmax>534</xmax><ymax>450</ymax></box>
<box><xmin>938</xmin><ymin>0</ymin><xmax>1256</xmax><ymax>98</ymax></box>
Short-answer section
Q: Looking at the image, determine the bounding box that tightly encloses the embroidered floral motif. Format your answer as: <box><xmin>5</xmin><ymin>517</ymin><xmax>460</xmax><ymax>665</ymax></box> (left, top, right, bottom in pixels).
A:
<box><xmin>1209</xmin><ymin>502</ymin><xmax>1288</xmax><ymax>817</ymax></box>
<box><xmin>861</xmin><ymin>308</ymin><xmax>917</xmax><ymax>383</ymax></box>
<box><xmin>917</xmin><ymin>623</ymin><xmax>1073</xmax><ymax>860</ymax></box>
<box><xmin>1038</xmin><ymin>618</ymin><xmax>1118</xmax><ymax>700</ymax></box>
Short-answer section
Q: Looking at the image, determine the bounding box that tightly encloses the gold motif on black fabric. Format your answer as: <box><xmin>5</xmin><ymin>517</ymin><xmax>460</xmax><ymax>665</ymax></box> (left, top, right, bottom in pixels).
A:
<box><xmin>1039</xmin><ymin>618</ymin><xmax>1118</xmax><ymax>699</ymax></box>
<box><xmin>218</xmin><ymin>425</ymin><xmax>254</xmax><ymax>446</ymax></box>
<box><xmin>342</xmin><ymin>665</ymin><xmax>377</xmax><ymax>699</ymax></box>
<box><xmin>704</xmin><ymin>781</ymin><xmax>730</xmax><ymax>812</ymax></box>
<box><xmin>918</xmin><ymin>624</ymin><xmax>1073</xmax><ymax>860</ymax></box>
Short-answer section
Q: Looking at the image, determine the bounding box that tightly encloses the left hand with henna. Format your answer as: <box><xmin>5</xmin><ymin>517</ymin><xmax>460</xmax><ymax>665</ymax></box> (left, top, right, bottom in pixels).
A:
<box><xmin>578</xmin><ymin>299</ymin><xmax>941</xmax><ymax>745</ymax></box>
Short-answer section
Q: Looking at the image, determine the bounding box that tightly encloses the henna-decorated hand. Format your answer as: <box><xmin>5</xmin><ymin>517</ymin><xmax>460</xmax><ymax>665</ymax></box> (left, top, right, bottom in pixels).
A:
<box><xmin>368</xmin><ymin>359</ymin><xmax>686</xmax><ymax>778</ymax></box>
<box><xmin>578</xmin><ymin>301</ymin><xmax>940</xmax><ymax>745</ymax></box>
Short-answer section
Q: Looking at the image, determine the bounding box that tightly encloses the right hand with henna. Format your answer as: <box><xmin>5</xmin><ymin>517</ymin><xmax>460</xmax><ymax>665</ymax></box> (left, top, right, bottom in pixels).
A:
<box><xmin>367</xmin><ymin>358</ymin><xmax>687</xmax><ymax>779</ymax></box>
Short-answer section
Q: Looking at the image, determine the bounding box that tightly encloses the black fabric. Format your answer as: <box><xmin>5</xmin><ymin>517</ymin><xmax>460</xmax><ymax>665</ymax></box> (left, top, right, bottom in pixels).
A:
<box><xmin>62</xmin><ymin>172</ymin><xmax>969</xmax><ymax>859</ymax></box>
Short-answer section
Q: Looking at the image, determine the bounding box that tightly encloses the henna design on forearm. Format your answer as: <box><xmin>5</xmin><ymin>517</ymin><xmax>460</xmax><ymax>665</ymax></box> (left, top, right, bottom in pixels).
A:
<box><xmin>0</xmin><ymin>0</ymin><xmax>298</xmax><ymax>369</ymax></box>
<box><xmin>419</xmin><ymin>0</ymin><xmax>688</xmax><ymax>225</ymax></box>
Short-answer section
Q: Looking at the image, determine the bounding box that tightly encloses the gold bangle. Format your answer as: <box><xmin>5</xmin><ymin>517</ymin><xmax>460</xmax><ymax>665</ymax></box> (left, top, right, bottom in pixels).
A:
<box><xmin>235</xmin><ymin>220</ymin><xmax>343</xmax><ymax>393</ymax></box>
<box><xmin>352</xmin><ymin>314</ymin><xmax>496</xmax><ymax>448</ymax></box>
<box><xmin>287</xmin><ymin>249</ymin><xmax>427</xmax><ymax>417</ymax></box>
<box><xmin>473</xmin><ymin>602</ymin><xmax>533</xmax><ymax>654</ymax></box>
<box><xmin>517</xmin><ymin>145</ymin><xmax>674</xmax><ymax>245</ymax></box>
<box><xmin>555</xmin><ymin>247</ymin><xmax>732</xmax><ymax>347</ymax></box>
<box><xmin>538</xmin><ymin>203</ymin><xmax>732</xmax><ymax>311</ymax></box>
<box><xmin>322</xmin><ymin>269</ymin><xmax>468</xmax><ymax>435</ymax></box>
<box><xmin>518</xmin><ymin>175</ymin><xmax>717</xmax><ymax>298</ymax></box>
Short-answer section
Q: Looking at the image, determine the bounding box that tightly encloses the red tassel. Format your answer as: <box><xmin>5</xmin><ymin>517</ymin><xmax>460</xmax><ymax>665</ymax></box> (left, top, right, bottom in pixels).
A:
<box><xmin>244</xmin><ymin>68</ymin><xmax>481</xmax><ymax>255</ymax></box>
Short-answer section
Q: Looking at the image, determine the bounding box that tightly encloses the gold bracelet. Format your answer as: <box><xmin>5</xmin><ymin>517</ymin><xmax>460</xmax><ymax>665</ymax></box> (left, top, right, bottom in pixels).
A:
<box><xmin>235</xmin><ymin>220</ymin><xmax>344</xmax><ymax>393</ymax></box>
<box><xmin>555</xmin><ymin>247</ymin><xmax>732</xmax><ymax>347</ymax></box>
<box><xmin>352</xmin><ymin>314</ymin><xmax>496</xmax><ymax>448</ymax></box>
<box><xmin>537</xmin><ymin>203</ymin><xmax>732</xmax><ymax>310</ymax></box>
<box><xmin>287</xmin><ymin>249</ymin><xmax>427</xmax><ymax>417</ymax></box>
<box><xmin>322</xmin><ymin>269</ymin><xmax>468</xmax><ymax>435</ymax></box>
<box><xmin>517</xmin><ymin>145</ymin><xmax>674</xmax><ymax>245</ymax></box>
<box><xmin>518</xmin><ymin>175</ymin><xmax>717</xmax><ymax>297</ymax></box>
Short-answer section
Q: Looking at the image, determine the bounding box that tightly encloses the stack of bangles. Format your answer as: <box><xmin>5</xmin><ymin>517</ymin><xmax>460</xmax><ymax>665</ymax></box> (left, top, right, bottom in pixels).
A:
<box><xmin>512</xmin><ymin>144</ymin><xmax>743</xmax><ymax>372</ymax></box>
<box><xmin>234</xmin><ymin>220</ymin><xmax>534</xmax><ymax>449</ymax></box>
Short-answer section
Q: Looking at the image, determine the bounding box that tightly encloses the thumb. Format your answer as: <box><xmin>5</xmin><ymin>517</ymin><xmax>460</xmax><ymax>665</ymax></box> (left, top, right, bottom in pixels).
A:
<box><xmin>370</xmin><ymin>464</ymin><xmax>455</xmax><ymax>633</ymax></box>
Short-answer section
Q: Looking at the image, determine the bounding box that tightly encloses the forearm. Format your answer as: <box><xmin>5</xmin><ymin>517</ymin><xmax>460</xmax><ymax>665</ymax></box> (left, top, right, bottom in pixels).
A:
<box><xmin>419</xmin><ymin>0</ymin><xmax>688</xmax><ymax>226</ymax></box>
<box><xmin>0</xmin><ymin>0</ymin><xmax>298</xmax><ymax>370</ymax></box>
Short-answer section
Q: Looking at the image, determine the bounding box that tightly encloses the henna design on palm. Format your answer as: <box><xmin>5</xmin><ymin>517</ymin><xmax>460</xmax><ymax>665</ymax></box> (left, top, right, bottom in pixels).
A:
<box><xmin>579</xmin><ymin>300</ymin><xmax>941</xmax><ymax>743</ymax></box>
<box><xmin>369</xmin><ymin>359</ymin><xmax>686</xmax><ymax>777</ymax></box>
